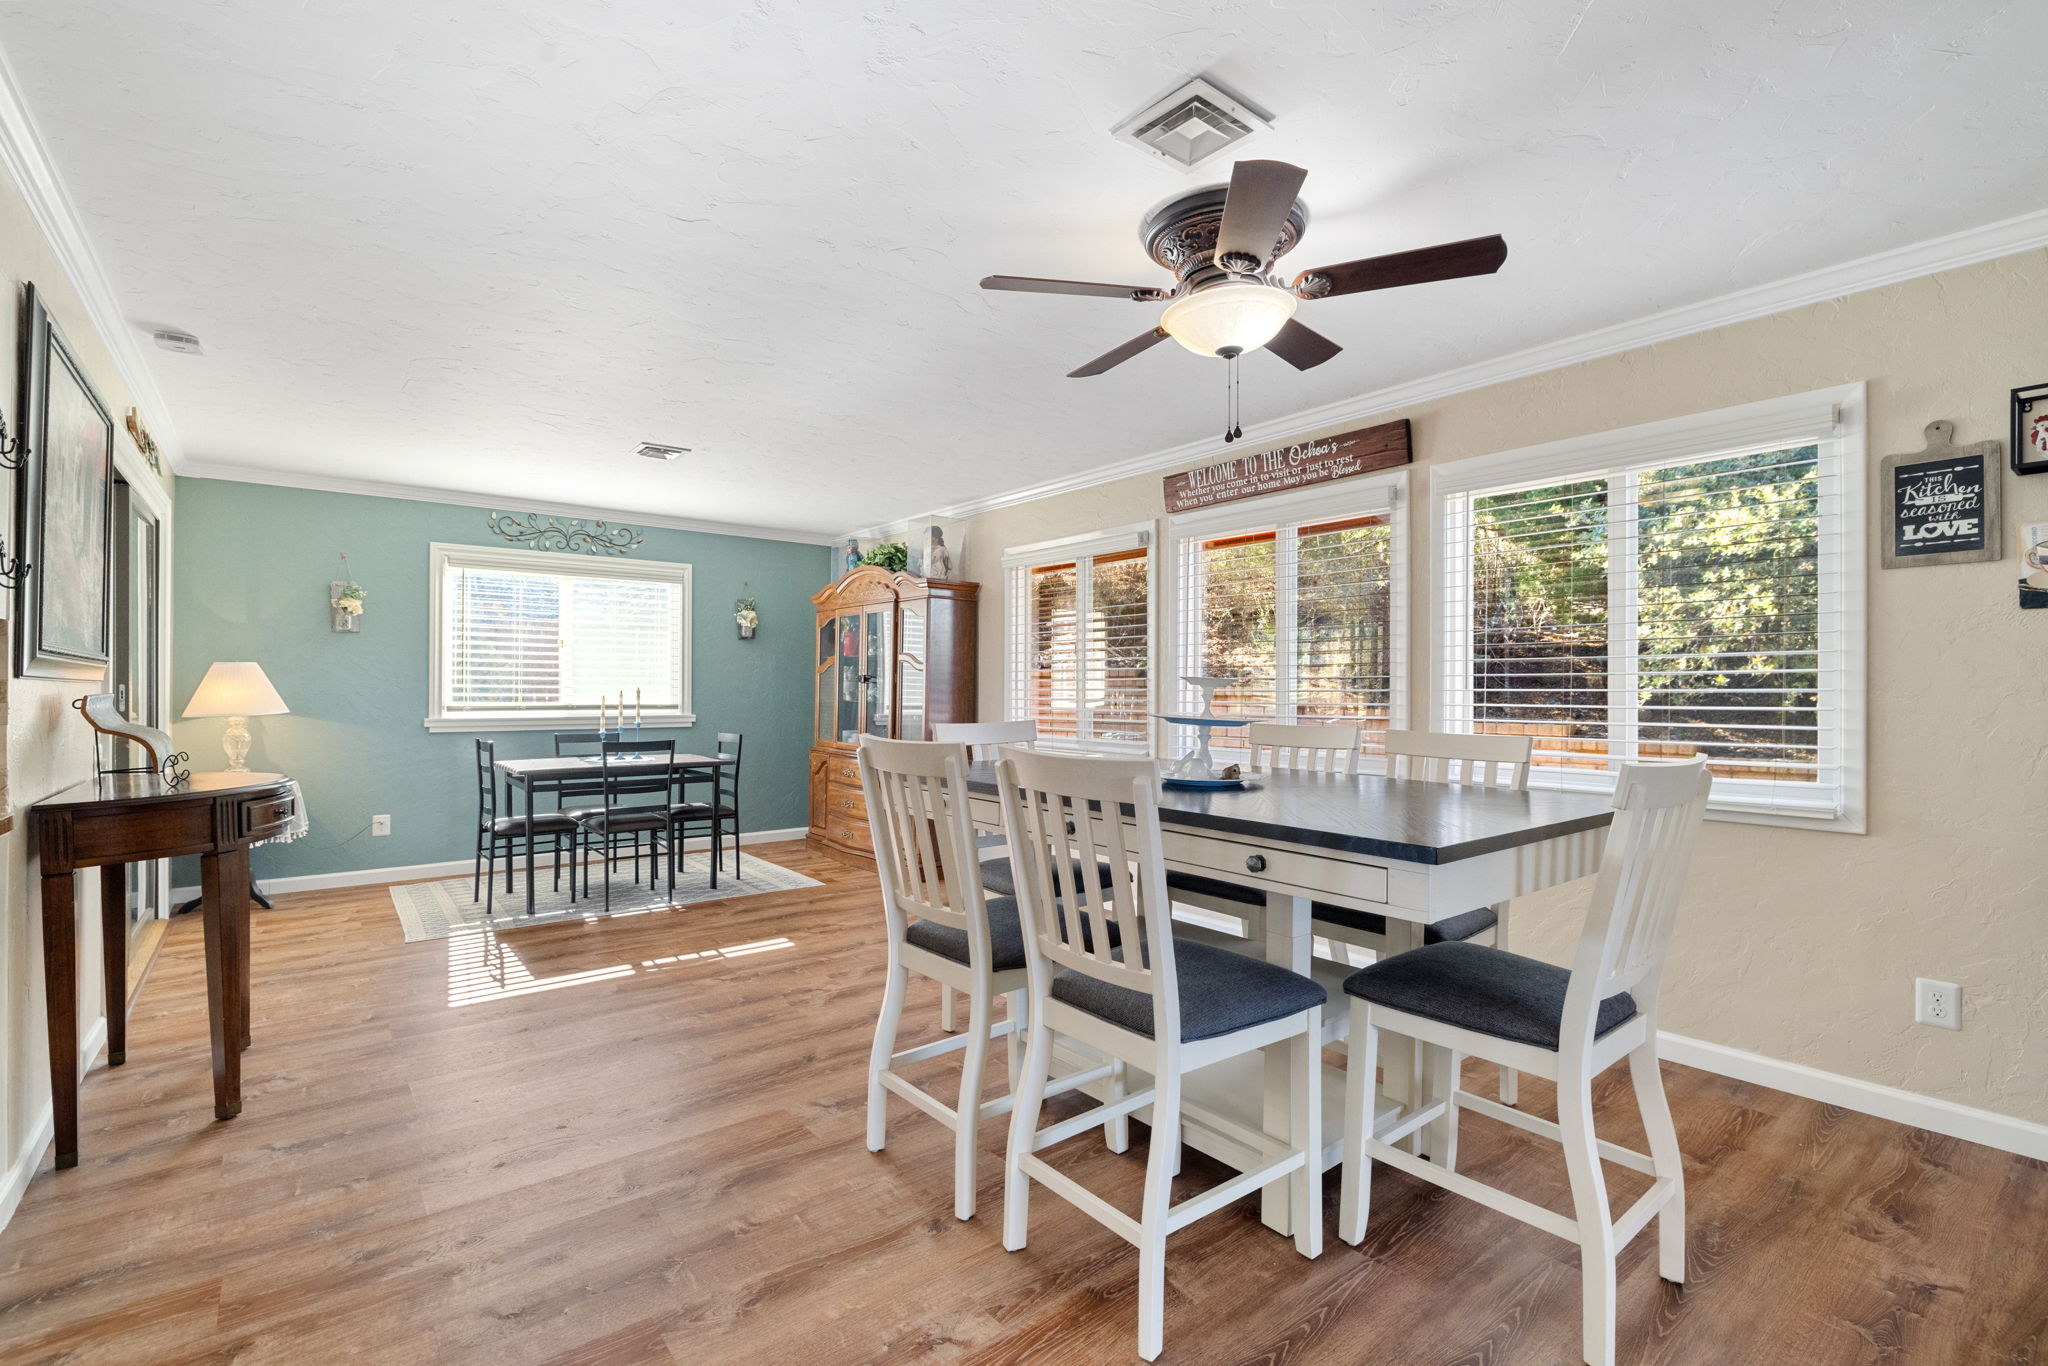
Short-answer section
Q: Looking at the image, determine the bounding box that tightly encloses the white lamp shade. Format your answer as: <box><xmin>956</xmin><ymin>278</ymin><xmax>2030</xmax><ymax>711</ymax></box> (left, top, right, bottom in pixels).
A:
<box><xmin>1159</xmin><ymin>281</ymin><xmax>1298</xmax><ymax>357</ymax></box>
<box><xmin>182</xmin><ymin>661</ymin><xmax>290</xmax><ymax>718</ymax></box>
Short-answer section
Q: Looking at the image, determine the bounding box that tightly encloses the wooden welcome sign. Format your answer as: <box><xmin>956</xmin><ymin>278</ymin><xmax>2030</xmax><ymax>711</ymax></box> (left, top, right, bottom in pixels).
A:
<box><xmin>1163</xmin><ymin>419</ymin><xmax>1411</xmax><ymax>514</ymax></box>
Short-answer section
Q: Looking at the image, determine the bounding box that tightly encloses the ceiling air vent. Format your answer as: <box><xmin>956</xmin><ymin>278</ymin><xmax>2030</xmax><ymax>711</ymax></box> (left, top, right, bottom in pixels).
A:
<box><xmin>152</xmin><ymin>328</ymin><xmax>203</xmax><ymax>354</ymax></box>
<box><xmin>1113</xmin><ymin>78</ymin><xmax>1270</xmax><ymax>172</ymax></box>
<box><xmin>637</xmin><ymin>442</ymin><xmax>689</xmax><ymax>462</ymax></box>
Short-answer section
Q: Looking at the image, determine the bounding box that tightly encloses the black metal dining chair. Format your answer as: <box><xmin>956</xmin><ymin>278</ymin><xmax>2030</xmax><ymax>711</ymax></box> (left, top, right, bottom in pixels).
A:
<box><xmin>474</xmin><ymin>738</ymin><xmax>577</xmax><ymax>916</ymax></box>
<box><xmin>571</xmin><ymin>739</ymin><xmax>678</xmax><ymax>911</ymax></box>
<box><xmin>551</xmin><ymin>729</ymin><xmax>614</xmax><ymax>807</ymax></box>
<box><xmin>670</xmin><ymin>732</ymin><xmax>742</xmax><ymax>888</ymax></box>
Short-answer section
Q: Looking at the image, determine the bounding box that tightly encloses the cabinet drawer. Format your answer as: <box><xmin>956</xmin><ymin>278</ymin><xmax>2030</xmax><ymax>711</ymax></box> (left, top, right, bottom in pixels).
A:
<box><xmin>826</xmin><ymin>782</ymin><xmax>868</xmax><ymax>824</ymax></box>
<box><xmin>1160</xmin><ymin>828</ymin><xmax>1388</xmax><ymax>907</ymax></box>
<box><xmin>235</xmin><ymin>789</ymin><xmax>297</xmax><ymax>843</ymax></box>
<box><xmin>829</xmin><ymin>755</ymin><xmax>862</xmax><ymax>787</ymax></box>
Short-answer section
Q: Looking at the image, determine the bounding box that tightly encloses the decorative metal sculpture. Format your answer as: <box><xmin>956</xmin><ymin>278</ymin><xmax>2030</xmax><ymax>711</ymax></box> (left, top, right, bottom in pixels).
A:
<box><xmin>73</xmin><ymin>693</ymin><xmax>190</xmax><ymax>786</ymax></box>
<box><xmin>0</xmin><ymin>406</ymin><xmax>19</xmax><ymax>472</ymax></box>
<box><xmin>486</xmin><ymin>512</ymin><xmax>644</xmax><ymax>555</ymax></box>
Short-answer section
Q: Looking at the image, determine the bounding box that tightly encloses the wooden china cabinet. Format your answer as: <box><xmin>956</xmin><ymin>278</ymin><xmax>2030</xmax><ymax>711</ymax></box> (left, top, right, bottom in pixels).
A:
<box><xmin>809</xmin><ymin>567</ymin><xmax>978</xmax><ymax>860</ymax></box>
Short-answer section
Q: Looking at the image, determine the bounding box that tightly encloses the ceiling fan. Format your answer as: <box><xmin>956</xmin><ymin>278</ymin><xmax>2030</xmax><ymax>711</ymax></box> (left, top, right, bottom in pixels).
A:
<box><xmin>981</xmin><ymin>160</ymin><xmax>1506</xmax><ymax>430</ymax></box>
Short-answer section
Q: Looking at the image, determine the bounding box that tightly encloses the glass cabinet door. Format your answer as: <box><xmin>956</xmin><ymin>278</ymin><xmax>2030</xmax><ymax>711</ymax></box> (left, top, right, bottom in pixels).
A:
<box><xmin>861</xmin><ymin>607</ymin><xmax>894</xmax><ymax>736</ymax></box>
<box><xmin>835</xmin><ymin>613</ymin><xmax>861</xmax><ymax>741</ymax></box>
<box><xmin>816</xmin><ymin>618</ymin><xmax>837</xmax><ymax>743</ymax></box>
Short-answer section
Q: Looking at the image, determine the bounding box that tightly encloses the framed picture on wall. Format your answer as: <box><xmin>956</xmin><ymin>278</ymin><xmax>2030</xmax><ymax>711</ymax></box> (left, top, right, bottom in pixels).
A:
<box><xmin>2013</xmin><ymin>381</ymin><xmax>2048</xmax><ymax>476</ymax></box>
<box><xmin>15</xmin><ymin>283</ymin><xmax>115</xmax><ymax>679</ymax></box>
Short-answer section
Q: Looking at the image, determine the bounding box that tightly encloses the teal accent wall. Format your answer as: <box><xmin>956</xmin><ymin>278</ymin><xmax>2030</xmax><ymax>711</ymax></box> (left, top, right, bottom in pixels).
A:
<box><xmin>172</xmin><ymin>478</ymin><xmax>830</xmax><ymax>881</ymax></box>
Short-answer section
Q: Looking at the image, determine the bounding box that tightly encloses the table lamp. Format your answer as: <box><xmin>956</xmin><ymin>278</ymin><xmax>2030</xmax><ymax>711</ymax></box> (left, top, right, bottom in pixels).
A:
<box><xmin>182</xmin><ymin>662</ymin><xmax>290</xmax><ymax>771</ymax></box>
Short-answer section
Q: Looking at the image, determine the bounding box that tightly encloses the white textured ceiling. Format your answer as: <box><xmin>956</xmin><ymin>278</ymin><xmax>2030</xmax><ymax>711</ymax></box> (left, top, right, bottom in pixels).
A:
<box><xmin>2</xmin><ymin>1</ymin><xmax>2046</xmax><ymax>538</ymax></box>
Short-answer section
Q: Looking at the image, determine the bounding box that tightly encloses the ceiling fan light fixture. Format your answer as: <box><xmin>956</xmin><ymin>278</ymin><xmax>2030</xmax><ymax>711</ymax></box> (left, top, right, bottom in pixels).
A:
<box><xmin>1159</xmin><ymin>282</ymin><xmax>1297</xmax><ymax>358</ymax></box>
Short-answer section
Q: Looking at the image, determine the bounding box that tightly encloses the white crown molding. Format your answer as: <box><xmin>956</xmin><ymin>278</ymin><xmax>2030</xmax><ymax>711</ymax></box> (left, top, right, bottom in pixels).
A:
<box><xmin>178</xmin><ymin>460</ymin><xmax>838</xmax><ymax>545</ymax></box>
<box><xmin>0</xmin><ymin>43</ymin><xmax>183</xmax><ymax>468</ymax></box>
<box><xmin>928</xmin><ymin>205</ymin><xmax>2048</xmax><ymax>523</ymax></box>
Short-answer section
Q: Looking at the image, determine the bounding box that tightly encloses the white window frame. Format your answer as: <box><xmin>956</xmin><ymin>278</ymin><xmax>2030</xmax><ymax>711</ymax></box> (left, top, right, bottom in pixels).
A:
<box><xmin>1430</xmin><ymin>382</ymin><xmax>1867</xmax><ymax>832</ymax></box>
<box><xmin>424</xmin><ymin>541</ymin><xmax>695</xmax><ymax>732</ymax></box>
<box><xmin>1164</xmin><ymin>470</ymin><xmax>1409</xmax><ymax>767</ymax></box>
<box><xmin>1001</xmin><ymin>522</ymin><xmax>1157</xmax><ymax>753</ymax></box>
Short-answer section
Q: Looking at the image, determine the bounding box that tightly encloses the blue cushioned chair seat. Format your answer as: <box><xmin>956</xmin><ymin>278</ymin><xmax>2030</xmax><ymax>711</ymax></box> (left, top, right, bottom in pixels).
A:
<box><xmin>1050</xmin><ymin>938</ymin><xmax>1327</xmax><ymax>1043</ymax></box>
<box><xmin>1342</xmin><ymin>941</ymin><xmax>1637</xmax><ymax>1051</ymax></box>
<box><xmin>904</xmin><ymin>896</ymin><xmax>1116</xmax><ymax>973</ymax></box>
<box><xmin>1164</xmin><ymin>870</ymin><xmax>1265</xmax><ymax>906</ymax></box>
<box><xmin>980</xmin><ymin>854</ymin><xmax>1117</xmax><ymax>899</ymax></box>
<box><xmin>1312</xmin><ymin>902</ymin><xmax>1498</xmax><ymax>944</ymax></box>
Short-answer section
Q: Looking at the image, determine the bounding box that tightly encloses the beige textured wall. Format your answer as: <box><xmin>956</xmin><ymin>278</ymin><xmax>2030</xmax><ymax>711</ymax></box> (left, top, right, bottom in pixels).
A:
<box><xmin>0</xmin><ymin>169</ymin><xmax>166</xmax><ymax>1198</ymax></box>
<box><xmin>962</xmin><ymin>250</ymin><xmax>2048</xmax><ymax>1125</ymax></box>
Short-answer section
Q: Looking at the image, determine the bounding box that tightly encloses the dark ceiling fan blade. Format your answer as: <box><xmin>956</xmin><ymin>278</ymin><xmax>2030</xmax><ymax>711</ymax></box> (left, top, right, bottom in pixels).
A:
<box><xmin>1292</xmin><ymin>234</ymin><xmax>1508</xmax><ymax>299</ymax></box>
<box><xmin>981</xmin><ymin>274</ymin><xmax>1164</xmax><ymax>300</ymax></box>
<box><xmin>1265</xmin><ymin>318</ymin><xmax>1343</xmax><ymax>371</ymax></box>
<box><xmin>1214</xmin><ymin>160</ymin><xmax>1308</xmax><ymax>273</ymax></box>
<box><xmin>1068</xmin><ymin>327</ymin><xmax>1170</xmax><ymax>378</ymax></box>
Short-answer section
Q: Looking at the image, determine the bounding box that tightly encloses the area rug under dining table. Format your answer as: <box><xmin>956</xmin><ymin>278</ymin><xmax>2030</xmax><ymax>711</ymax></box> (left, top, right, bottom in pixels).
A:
<box><xmin>389</xmin><ymin>850</ymin><xmax>820</xmax><ymax>942</ymax></box>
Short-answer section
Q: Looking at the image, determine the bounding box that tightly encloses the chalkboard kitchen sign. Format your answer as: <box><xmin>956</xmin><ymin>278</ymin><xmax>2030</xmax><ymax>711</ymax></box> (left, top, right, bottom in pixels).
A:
<box><xmin>1881</xmin><ymin>420</ymin><xmax>2002</xmax><ymax>569</ymax></box>
<box><xmin>1163</xmin><ymin>419</ymin><xmax>1411</xmax><ymax>514</ymax></box>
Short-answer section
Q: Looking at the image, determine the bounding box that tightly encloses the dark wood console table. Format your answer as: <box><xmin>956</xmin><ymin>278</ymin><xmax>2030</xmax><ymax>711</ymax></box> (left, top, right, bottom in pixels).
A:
<box><xmin>32</xmin><ymin>770</ymin><xmax>296</xmax><ymax>1169</ymax></box>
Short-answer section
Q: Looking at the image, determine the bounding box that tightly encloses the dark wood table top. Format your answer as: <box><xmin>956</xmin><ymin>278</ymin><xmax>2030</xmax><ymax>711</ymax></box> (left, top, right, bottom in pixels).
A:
<box><xmin>496</xmin><ymin>753</ymin><xmax>729</xmax><ymax>783</ymax></box>
<box><xmin>37</xmin><ymin>770</ymin><xmax>289</xmax><ymax>810</ymax></box>
<box><xmin>963</xmin><ymin>761</ymin><xmax>1613</xmax><ymax>865</ymax></box>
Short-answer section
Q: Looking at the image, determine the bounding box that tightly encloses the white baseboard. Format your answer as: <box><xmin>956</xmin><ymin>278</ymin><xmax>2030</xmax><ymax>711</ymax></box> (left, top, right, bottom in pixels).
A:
<box><xmin>0</xmin><ymin>1017</ymin><xmax>108</xmax><ymax>1233</ymax></box>
<box><xmin>170</xmin><ymin>827</ymin><xmax>810</xmax><ymax>903</ymax></box>
<box><xmin>1658</xmin><ymin>1031</ymin><xmax>2048</xmax><ymax>1161</ymax></box>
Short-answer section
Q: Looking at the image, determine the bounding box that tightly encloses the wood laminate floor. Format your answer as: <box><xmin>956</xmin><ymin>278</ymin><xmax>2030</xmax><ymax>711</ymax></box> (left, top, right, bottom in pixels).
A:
<box><xmin>1</xmin><ymin>841</ymin><xmax>2042</xmax><ymax>1365</ymax></box>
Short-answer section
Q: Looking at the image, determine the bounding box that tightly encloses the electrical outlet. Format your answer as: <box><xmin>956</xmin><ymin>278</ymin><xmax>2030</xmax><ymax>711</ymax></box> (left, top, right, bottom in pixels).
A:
<box><xmin>371</xmin><ymin>814</ymin><xmax>391</xmax><ymax>837</ymax></box>
<box><xmin>1915</xmin><ymin>978</ymin><xmax>1961</xmax><ymax>1030</ymax></box>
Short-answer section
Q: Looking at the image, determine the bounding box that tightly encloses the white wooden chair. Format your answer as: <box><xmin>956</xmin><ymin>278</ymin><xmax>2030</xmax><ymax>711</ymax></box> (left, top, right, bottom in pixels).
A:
<box><xmin>861</xmin><ymin>735</ymin><xmax>1117</xmax><ymax>1220</ymax></box>
<box><xmin>997</xmin><ymin>748</ymin><xmax>1326</xmax><ymax>1362</ymax></box>
<box><xmin>1338</xmin><ymin>758</ymin><xmax>1711</xmax><ymax>1366</ymax></box>
<box><xmin>1164</xmin><ymin>721</ymin><xmax>1361</xmax><ymax>933</ymax></box>
<box><xmin>1312</xmin><ymin>729</ymin><xmax>1535</xmax><ymax>1102</ymax></box>
<box><xmin>931</xmin><ymin>718</ymin><xmax>1039</xmax><ymax>759</ymax></box>
<box><xmin>930</xmin><ymin>720</ymin><xmax>1039</xmax><ymax>1031</ymax></box>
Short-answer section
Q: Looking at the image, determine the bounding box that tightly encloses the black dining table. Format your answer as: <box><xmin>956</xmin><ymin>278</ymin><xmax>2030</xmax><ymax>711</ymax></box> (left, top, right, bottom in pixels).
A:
<box><xmin>494</xmin><ymin>752</ymin><xmax>735</xmax><ymax>914</ymax></box>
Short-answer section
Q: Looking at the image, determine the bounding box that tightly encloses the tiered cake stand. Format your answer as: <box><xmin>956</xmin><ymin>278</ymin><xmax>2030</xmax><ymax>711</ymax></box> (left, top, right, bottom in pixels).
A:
<box><xmin>1156</xmin><ymin>675</ymin><xmax>1252</xmax><ymax>791</ymax></box>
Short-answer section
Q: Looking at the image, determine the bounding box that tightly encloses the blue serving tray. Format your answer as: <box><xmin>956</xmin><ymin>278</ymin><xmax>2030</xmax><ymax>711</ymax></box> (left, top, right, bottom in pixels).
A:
<box><xmin>1154</xmin><ymin>714</ymin><xmax>1250</xmax><ymax>728</ymax></box>
<box><xmin>1161</xmin><ymin>775</ymin><xmax>1252</xmax><ymax>791</ymax></box>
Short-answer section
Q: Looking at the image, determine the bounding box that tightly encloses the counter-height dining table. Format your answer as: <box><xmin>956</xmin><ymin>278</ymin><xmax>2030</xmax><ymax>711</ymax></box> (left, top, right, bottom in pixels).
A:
<box><xmin>493</xmin><ymin>752</ymin><xmax>735</xmax><ymax>914</ymax></box>
<box><xmin>961</xmin><ymin>760</ymin><xmax>1616</xmax><ymax>1238</ymax></box>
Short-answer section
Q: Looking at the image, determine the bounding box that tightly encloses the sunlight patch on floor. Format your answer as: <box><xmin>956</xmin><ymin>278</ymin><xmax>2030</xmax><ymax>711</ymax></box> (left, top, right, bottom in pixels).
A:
<box><xmin>446</xmin><ymin>930</ymin><xmax>797</xmax><ymax>1006</ymax></box>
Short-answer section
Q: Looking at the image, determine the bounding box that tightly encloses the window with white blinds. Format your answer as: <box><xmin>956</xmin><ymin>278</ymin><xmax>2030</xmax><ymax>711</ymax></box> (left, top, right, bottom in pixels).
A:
<box><xmin>1003</xmin><ymin>528</ymin><xmax>1151</xmax><ymax>750</ymax></box>
<box><xmin>426</xmin><ymin>542</ymin><xmax>693</xmax><ymax>731</ymax></box>
<box><xmin>1434</xmin><ymin>385</ymin><xmax>1866</xmax><ymax>828</ymax></box>
<box><xmin>1169</xmin><ymin>475</ymin><xmax>1405</xmax><ymax>758</ymax></box>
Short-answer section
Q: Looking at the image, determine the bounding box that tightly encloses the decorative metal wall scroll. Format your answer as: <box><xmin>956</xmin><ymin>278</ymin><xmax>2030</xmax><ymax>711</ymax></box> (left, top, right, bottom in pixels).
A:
<box><xmin>485</xmin><ymin>512</ymin><xmax>644</xmax><ymax>555</ymax></box>
<box><xmin>0</xmin><ymin>535</ymin><xmax>26</xmax><ymax>590</ymax></box>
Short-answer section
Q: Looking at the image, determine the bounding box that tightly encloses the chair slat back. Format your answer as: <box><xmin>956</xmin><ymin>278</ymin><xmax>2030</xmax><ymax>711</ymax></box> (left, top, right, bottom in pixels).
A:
<box><xmin>1246</xmin><ymin>721</ymin><xmax>1361</xmax><ymax>775</ymax></box>
<box><xmin>932</xmin><ymin>719</ymin><xmax>1038</xmax><ymax>762</ymax></box>
<box><xmin>599</xmin><ymin>739</ymin><xmax>675</xmax><ymax>809</ymax></box>
<box><xmin>474</xmin><ymin>738</ymin><xmax>498</xmax><ymax>825</ymax></box>
<box><xmin>1566</xmin><ymin>759</ymin><xmax>1711</xmax><ymax>1034</ymax></box>
<box><xmin>858</xmin><ymin>736</ymin><xmax>988</xmax><ymax>957</ymax></box>
<box><xmin>553</xmin><ymin>730</ymin><xmax>606</xmax><ymax>756</ymax></box>
<box><xmin>995</xmin><ymin>748</ymin><xmax>1176</xmax><ymax>1035</ymax></box>
<box><xmin>714</xmin><ymin>732</ymin><xmax>742</xmax><ymax>806</ymax></box>
<box><xmin>1386</xmin><ymin>729</ymin><xmax>1533</xmax><ymax>789</ymax></box>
